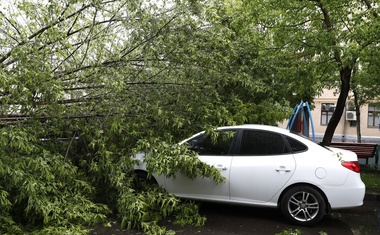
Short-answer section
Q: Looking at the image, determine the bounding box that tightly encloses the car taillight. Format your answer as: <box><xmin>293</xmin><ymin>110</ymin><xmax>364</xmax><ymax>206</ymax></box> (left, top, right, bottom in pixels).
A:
<box><xmin>341</xmin><ymin>161</ymin><xmax>360</xmax><ymax>173</ymax></box>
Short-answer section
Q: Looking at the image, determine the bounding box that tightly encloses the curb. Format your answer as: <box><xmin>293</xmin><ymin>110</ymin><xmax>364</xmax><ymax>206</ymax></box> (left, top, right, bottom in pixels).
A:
<box><xmin>365</xmin><ymin>192</ymin><xmax>380</xmax><ymax>201</ymax></box>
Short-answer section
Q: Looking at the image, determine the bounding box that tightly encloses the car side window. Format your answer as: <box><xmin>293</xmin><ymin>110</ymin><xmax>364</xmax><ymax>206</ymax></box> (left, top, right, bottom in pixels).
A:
<box><xmin>186</xmin><ymin>130</ymin><xmax>237</xmax><ymax>156</ymax></box>
<box><xmin>286</xmin><ymin>136</ymin><xmax>308</xmax><ymax>153</ymax></box>
<box><xmin>239</xmin><ymin>130</ymin><xmax>289</xmax><ymax>155</ymax></box>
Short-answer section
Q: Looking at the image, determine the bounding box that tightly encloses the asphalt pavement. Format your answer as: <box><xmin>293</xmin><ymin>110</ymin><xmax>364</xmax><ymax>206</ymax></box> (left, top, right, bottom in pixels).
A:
<box><xmin>89</xmin><ymin>193</ymin><xmax>380</xmax><ymax>235</ymax></box>
<box><xmin>333</xmin><ymin>192</ymin><xmax>380</xmax><ymax>235</ymax></box>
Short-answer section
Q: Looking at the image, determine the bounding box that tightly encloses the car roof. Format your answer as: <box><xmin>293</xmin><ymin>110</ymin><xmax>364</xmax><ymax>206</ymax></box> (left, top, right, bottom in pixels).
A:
<box><xmin>217</xmin><ymin>124</ymin><xmax>291</xmax><ymax>134</ymax></box>
<box><xmin>180</xmin><ymin>124</ymin><xmax>307</xmax><ymax>144</ymax></box>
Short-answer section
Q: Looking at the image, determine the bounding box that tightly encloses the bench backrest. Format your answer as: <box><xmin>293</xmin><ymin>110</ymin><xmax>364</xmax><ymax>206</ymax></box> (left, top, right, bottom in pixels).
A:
<box><xmin>330</xmin><ymin>142</ymin><xmax>378</xmax><ymax>158</ymax></box>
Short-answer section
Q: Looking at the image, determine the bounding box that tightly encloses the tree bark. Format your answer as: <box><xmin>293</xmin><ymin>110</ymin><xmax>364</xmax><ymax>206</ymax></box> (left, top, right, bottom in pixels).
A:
<box><xmin>322</xmin><ymin>67</ymin><xmax>351</xmax><ymax>146</ymax></box>
<box><xmin>353</xmin><ymin>90</ymin><xmax>362</xmax><ymax>143</ymax></box>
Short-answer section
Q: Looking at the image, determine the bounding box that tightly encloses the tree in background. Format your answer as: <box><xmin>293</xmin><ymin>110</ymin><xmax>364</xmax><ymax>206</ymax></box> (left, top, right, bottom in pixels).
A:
<box><xmin>351</xmin><ymin>47</ymin><xmax>380</xmax><ymax>142</ymax></box>
<box><xmin>246</xmin><ymin>0</ymin><xmax>380</xmax><ymax>145</ymax></box>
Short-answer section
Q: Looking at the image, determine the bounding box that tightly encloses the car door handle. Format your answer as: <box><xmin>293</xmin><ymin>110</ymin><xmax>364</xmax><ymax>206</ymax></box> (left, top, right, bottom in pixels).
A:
<box><xmin>215</xmin><ymin>165</ymin><xmax>227</xmax><ymax>170</ymax></box>
<box><xmin>275</xmin><ymin>166</ymin><xmax>291</xmax><ymax>172</ymax></box>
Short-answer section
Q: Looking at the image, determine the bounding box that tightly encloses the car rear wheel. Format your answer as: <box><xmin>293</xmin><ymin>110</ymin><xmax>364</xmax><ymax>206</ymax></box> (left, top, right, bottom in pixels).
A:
<box><xmin>280</xmin><ymin>185</ymin><xmax>326</xmax><ymax>226</ymax></box>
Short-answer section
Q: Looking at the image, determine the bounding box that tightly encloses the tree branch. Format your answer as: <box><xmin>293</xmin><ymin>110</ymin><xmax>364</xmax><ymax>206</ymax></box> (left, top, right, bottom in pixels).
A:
<box><xmin>0</xmin><ymin>3</ymin><xmax>92</xmax><ymax>64</ymax></box>
<box><xmin>120</xmin><ymin>13</ymin><xmax>180</xmax><ymax>58</ymax></box>
<box><xmin>315</xmin><ymin>0</ymin><xmax>343</xmax><ymax>65</ymax></box>
<box><xmin>0</xmin><ymin>10</ymin><xmax>23</xmax><ymax>41</ymax></box>
<box><xmin>361</xmin><ymin>0</ymin><xmax>378</xmax><ymax>18</ymax></box>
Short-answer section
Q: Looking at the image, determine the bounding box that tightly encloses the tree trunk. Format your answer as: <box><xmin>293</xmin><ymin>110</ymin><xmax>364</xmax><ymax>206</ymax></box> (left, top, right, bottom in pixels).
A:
<box><xmin>322</xmin><ymin>67</ymin><xmax>351</xmax><ymax>146</ymax></box>
<box><xmin>353</xmin><ymin>90</ymin><xmax>362</xmax><ymax>143</ymax></box>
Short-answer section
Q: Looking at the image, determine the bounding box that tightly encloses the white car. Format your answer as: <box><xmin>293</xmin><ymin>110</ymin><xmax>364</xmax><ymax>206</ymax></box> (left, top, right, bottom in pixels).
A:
<box><xmin>134</xmin><ymin>124</ymin><xmax>365</xmax><ymax>226</ymax></box>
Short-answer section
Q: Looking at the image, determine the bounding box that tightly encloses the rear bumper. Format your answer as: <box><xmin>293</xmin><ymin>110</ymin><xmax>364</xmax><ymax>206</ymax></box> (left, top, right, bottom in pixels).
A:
<box><xmin>323</xmin><ymin>182</ymin><xmax>365</xmax><ymax>209</ymax></box>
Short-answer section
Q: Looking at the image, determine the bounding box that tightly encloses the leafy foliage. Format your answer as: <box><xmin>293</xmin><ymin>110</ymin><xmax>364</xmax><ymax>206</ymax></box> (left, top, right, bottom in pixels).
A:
<box><xmin>244</xmin><ymin>0</ymin><xmax>380</xmax><ymax>144</ymax></box>
<box><xmin>141</xmin><ymin>141</ymin><xmax>226</xmax><ymax>184</ymax></box>
<box><xmin>8</xmin><ymin>0</ymin><xmax>374</xmax><ymax>234</ymax></box>
<box><xmin>0</xmin><ymin>0</ymin><xmax>292</xmax><ymax>234</ymax></box>
<box><xmin>117</xmin><ymin>185</ymin><xmax>206</xmax><ymax>235</ymax></box>
<box><xmin>276</xmin><ymin>229</ymin><xmax>302</xmax><ymax>235</ymax></box>
<box><xmin>0</xmin><ymin>126</ymin><xmax>110</xmax><ymax>234</ymax></box>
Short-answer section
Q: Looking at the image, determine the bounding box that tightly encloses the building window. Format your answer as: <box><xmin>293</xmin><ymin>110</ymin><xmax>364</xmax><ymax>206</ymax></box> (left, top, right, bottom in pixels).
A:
<box><xmin>350</xmin><ymin>120</ymin><xmax>357</xmax><ymax>127</ymax></box>
<box><xmin>321</xmin><ymin>103</ymin><xmax>335</xmax><ymax>125</ymax></box>
<box><xmin>347</xmin><ymin>102</ymin><xmax>357</xmax><ymax>127</ymax></box>
<box><xmin>368</xmin><ymin>104</ymin><xmax>380</xmax><ymax>128</ymax></box>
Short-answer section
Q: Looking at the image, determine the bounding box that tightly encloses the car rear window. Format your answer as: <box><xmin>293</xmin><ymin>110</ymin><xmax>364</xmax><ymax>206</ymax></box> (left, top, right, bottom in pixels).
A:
<box><xmin>286</xmin><ymin>136</ymin><xmax>308</xmax><ymax>153</ymax></box>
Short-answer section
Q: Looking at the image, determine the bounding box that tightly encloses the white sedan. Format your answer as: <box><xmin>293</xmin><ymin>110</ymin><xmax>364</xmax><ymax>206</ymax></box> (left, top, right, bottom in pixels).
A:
<box><xmin>134</xmin><ymin>124</ymin><xmax>365</xmax><ymax>226</ymax></box>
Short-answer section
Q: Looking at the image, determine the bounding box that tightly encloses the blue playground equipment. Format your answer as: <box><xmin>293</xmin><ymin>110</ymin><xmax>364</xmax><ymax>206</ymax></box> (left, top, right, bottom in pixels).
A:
<box><xmin>286</xmin><ymin>101</ymin><xmax>315</xmax><ymax>141</ymax></box>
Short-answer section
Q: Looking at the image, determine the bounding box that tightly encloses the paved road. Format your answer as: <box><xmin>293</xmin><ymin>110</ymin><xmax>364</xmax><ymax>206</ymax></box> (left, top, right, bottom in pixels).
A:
<box><xmin>334</xmin><ymin>193</ymin><xmax>380</xmax><ymax>235</ymax></box>
<box><xmin>89</xmin><ymin>193</ymin><xmax>380</xmax><ymax>235</ymax></box>
<box><xmin>167</xmin><ymin>203</ymin><xmax>350</xmax><ymax>235</ymax></box>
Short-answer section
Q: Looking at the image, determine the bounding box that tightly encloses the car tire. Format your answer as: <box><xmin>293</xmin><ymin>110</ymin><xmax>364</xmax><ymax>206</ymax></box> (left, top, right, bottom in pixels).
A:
<box><xmin>133</xmin><ymin>171</ymin><xmax>158</xmax><ymax>191</ymax></box>
<box><xmin>280</xmin><ymin>185</ymin><xmax>326</xmax><ymax>226</ymax></box>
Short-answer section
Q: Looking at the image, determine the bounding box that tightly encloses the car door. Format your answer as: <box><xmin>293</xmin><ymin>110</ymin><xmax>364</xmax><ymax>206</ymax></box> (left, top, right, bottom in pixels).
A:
<box><xmin>229</xmin><ymin>129</ymin><xmax>296</xmax><ymax>203</ymax></box>
<box><xmin>164</xmin><ymin>129</ymin><xmax>238</xmax><ymax>201</ymax></box>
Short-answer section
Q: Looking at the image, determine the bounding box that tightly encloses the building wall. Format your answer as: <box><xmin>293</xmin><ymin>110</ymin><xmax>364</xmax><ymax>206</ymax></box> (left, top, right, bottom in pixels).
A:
<box><xmin>279</xmin><ymin>89</ymin><xmax>380</xmax><ymax>144</ymax></box>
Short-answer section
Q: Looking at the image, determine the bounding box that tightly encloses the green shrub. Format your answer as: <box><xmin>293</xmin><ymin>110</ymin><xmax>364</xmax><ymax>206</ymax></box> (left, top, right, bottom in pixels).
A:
<box><xmin>361</xmin><ymin>171</ymin><xmax>380</xmax><ymax>192</ymax></box>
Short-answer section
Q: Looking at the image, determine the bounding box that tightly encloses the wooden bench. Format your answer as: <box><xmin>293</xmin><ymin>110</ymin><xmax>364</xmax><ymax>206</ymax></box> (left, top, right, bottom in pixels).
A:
<box><xmin>330</xmin><ymin>142</ymin><xmax>378</xmax><ymax>165</ymax></box>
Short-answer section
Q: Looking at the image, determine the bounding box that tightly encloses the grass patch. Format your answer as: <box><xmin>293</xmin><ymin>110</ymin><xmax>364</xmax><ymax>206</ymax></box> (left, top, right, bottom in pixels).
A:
<box><xmin>361</xmin><ymin>169</ymin><xmax>380</xmax><ymax>193</ymax></box>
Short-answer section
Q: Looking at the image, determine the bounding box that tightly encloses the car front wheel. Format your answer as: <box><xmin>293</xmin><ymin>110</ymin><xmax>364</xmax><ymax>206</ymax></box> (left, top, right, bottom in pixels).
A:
<box><xmin>133</xmin><ymin>171</ymin><xmax>158</xmax><ymax>192</ymax></box>
<box><xmin>280</xmin><ymin>185</ymin><xmax>326</xmax><ymax>226</ymax></box>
